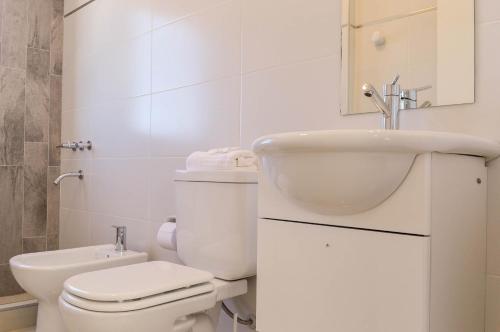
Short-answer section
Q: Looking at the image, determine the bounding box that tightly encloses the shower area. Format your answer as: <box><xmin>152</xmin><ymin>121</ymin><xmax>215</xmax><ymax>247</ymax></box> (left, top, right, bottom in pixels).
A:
<box><xmin>0</xmin><ymin>0</ymin><xmax>62</xmax><ymax>312</ymax></box>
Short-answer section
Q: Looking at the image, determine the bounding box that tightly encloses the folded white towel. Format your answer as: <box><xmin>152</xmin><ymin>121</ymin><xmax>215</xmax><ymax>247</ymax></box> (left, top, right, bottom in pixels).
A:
<box><xmin>186</xmin><ymin>147</ymin><xmax>258</xmax><ymax>171</ymax></box>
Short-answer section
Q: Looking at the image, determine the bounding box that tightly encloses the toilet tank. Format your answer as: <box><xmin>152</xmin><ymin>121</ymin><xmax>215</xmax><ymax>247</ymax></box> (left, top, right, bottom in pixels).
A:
<box><xmin>174</xmin><ymin>170</ymin><xmax>257</xmax><ymax>280</ymax></box>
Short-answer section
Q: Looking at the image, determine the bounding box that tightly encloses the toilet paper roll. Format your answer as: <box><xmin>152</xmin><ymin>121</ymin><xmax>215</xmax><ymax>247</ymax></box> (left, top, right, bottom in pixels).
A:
<box><xmin>157</xmin><ymin>222</ymin><xmax>177</xmax><ymax>250</ymax></box>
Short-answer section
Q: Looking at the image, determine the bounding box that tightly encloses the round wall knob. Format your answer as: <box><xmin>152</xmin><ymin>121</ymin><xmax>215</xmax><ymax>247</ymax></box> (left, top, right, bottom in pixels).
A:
<box><xmin>371</xmin><ymin>31</ymin><xmax>386</xmax><ymax>47</ymax></box>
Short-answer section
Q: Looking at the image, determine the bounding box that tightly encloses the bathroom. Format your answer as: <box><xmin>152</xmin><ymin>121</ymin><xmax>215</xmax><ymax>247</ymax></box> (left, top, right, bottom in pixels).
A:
<box><xmin>1</xmin><ymin>0</ymin><xmax>500</xmax><ymax>331</ymax></box>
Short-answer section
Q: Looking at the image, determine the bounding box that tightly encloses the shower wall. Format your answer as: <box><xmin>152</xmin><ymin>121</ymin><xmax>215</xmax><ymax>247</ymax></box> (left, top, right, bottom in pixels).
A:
<box><xmin>0</xmin><ymin>0</ymin><xmax>63</xmax><ymax>298</ymax></box>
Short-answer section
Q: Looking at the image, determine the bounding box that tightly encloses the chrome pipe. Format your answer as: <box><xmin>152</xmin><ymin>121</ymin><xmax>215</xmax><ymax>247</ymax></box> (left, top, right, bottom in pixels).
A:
<box><xmin>53</xmin><ymin>170</ymin><xmax>83</xmax><ymax>185</ymax></box>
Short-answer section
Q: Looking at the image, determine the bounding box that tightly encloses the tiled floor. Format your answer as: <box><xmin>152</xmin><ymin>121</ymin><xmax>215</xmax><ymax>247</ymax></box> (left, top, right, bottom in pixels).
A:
<box><xmin>0</xmin><ymin>293</ymin><xmax>34</xmax><ymax>306</ymax></box>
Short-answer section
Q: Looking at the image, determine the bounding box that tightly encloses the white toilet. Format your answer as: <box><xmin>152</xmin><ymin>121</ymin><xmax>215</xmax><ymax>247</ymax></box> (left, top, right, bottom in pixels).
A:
<box><xmin>58</xmin><ymin>170</ymin><xmax>257</xmax><ymax>332</ymax></box>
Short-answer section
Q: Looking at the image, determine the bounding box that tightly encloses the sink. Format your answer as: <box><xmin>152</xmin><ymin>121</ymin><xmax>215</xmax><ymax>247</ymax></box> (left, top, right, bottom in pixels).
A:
<box><xmin>252</xmin><ymin>130</ymin><xmax>500</xmax><ymax>215</ymax></box>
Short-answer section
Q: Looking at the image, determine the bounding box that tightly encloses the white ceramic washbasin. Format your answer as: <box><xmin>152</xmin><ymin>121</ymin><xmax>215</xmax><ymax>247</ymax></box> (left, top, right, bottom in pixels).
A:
<box><xmin>252</xmin><ymin>130</ymin><xmax>500</xmax><ymax>215</ymax></box>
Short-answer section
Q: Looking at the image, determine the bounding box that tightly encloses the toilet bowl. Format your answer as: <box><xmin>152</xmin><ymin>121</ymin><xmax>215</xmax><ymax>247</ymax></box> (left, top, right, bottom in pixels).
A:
<box><xmin>9</xmin><ymin>245</ymin><xmax>147</xmax><ymax>332</ymax></box>
<box><xmin>58</xmin><ymin>261</ymin><xmax>247</xmax><ymax>332</ymax></box>
<box><xmin>59</xmin><ymin>169</ymin><xmax>258</xmax><ymax>332</ymax></box>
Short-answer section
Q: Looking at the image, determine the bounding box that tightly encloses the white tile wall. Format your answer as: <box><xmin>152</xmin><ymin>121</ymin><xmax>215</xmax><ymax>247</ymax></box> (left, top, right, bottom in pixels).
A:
<box><xmin>62</xmin><ymin>0</ymin><xmax>500</xmax><ymax>331</ymax></box>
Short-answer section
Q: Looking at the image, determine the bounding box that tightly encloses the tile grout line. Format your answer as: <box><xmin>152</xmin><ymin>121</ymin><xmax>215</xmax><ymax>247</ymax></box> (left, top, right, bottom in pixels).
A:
<box><xmin>21</xmin><ymin>0</ymin><xmax>29</xmax><ymax>256</ymax></box>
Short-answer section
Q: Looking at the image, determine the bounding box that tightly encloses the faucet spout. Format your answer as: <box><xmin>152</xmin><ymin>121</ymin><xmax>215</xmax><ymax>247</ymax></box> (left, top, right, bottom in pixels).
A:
<box><xmin>112</xmin><ymin>226</ymin><xmax>127</xmax><ymax>252</ymax></box>
<box><xmin>362</xmin><ymin>83</ymin><xmax>393</xmax><ymax>129</ymax></box>
<box><xmin>53</xmin><ymin>170</ymin><xmax>83</xmax><ymax>185</ymax></box>
<box><xmin>361</xmin><ymin>83</ymin><xmax>391</xmax><ymax>117</ymax></box>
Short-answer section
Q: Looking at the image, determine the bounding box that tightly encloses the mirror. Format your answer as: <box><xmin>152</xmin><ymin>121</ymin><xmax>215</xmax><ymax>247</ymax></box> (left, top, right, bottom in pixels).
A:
<box><xmin>341</xmin><ymin>0</ymin><xmax>475</xmax><ymax>115</ymax></box>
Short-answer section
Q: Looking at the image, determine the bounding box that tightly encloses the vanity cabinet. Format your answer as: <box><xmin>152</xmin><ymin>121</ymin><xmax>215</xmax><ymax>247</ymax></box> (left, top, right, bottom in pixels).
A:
<box><xmin>256</xmin><ymin>153</ymin><xmax>487</xmax><ymax>332</ymax></box>
<box><xmin>258</xmin><ymin>220</ymin><xmax>430</xmax><ymax>332</ymax></box>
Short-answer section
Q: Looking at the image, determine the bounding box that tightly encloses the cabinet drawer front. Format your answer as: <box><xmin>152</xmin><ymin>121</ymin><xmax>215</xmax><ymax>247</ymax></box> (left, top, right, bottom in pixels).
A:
<box><xmin>257</xmin><ymin>219</ymin><xmax>430</xmax><ymax>332</ymax></box>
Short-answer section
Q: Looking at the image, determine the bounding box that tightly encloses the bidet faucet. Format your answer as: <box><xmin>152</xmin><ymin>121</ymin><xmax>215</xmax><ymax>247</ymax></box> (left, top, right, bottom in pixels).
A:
<box><xmin>362</xmin><ymin>74</ymin><xmax>401</xmax><ymax>130</ymax></box>
<box><xmin>53</xmin><ymin>170</ymin><xmax>84</xmax><ymax>185</ymax></box>
<box><xmin>112</xmin><ymin>225</ymin><xmax>127</xmax><ymax>252</ymax></box>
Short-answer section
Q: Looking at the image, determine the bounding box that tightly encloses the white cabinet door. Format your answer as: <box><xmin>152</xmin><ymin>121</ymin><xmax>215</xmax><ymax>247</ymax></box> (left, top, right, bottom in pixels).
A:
<box><xmin>257</xmin><ymin>219</ymin><xmax>430</xmax><ymax>332</ymax></box>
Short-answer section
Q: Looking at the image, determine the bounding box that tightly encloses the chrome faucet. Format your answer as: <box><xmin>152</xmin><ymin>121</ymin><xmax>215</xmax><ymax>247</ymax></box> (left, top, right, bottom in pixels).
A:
<box><xmin>400</xmin><ymin>85</ymin><xmax>432</xmax><ymax>110</ymax></box>
<box><xmin>362</xmin><ymin>74</ymin><xmax>401</xmax><ymax>130</ymax></box>
<box><xmin>112</xmin><ymin>226</ymin><xmax>127</xmax><ymax>252</ymax></box>
<box><xmin>56</xmin><ymin>140</ymin><xmax>93</xmax><ymax>151</ymax></box>
<box><xmin>53</xmin><ymin>170</ymin><xmax>84</xmax><ymax>185</ymax></box>
<box><xmin>361</xmin><ymin>82</ymin><xmax>392</xmax><ymax>128</ymax></box>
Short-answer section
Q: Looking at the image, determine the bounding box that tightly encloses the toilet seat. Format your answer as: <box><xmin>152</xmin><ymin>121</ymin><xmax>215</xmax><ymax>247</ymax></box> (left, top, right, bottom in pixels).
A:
<box><xmin>59</xmin><ymin>261</ymin><xmax>248</xmax><ymax>332</ymax></box>
<box><xmin>62</xmin><ymin>261</ymin><xmax>215</xmax><ymax>313</ymax></box>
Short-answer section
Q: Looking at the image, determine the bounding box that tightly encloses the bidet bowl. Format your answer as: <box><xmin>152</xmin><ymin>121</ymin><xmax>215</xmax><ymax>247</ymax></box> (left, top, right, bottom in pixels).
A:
<box><xmin>9</xmin><ymin>245</ymin><xmax>147</xmax><ymax>332</ymax></box>
<box><xmin>253</xmin><ymin>130</ymin><xmax>500</xmax><ymax>215</ymax></box>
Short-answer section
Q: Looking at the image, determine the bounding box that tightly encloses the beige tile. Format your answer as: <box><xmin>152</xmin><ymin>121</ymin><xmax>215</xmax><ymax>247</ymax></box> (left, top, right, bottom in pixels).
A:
<box><xmin>487</xmin><ymin>275</ymin><xmax>500</xmax><ymax>332</ymax></box>
<box><xmin>50</xmin><ymin>0</ymin><xmax>64</xmax><ymax>75</ymax></box>
<box><xmin>1</xmin><ymin>0</ymin><xmax>28</xmax><ymax>69</ymax></box>
<box><xmin>89</xmin><ymin>159</ymin><xmax>149</xmax><ymax>220</ymax></box>
<box><xmin>46</xmin><ymin>233</ymin><xmax>59</xmax><ymax>251</ymax></box>
<box><xmin>0</xmin><ymin>292</ymin><xmax>34</xmax><ymax>305</ymax></box>
<box><xmin>9</xmin><ymin>327</ymin><xmax>36</xmax><ymax>332</ymax></box>
<box><xmin>152</xmin><ymin>0</ymin><xmax>241</xmax><ymax>92</ymax></box>
<box><xmin>49</xmin><ymin>75</ymin><xmax>62</xmax><ymax>166</ymax></box>
<box><xmin>22</xmin><ymin>236</ymin><xmax>47</xmax><ymax>253</ymax></box>
<box><xmin>0</xmin><ymin>264</ymin><xmax>23</xmax><ymax>297</ymax></box>
<box><xmin>26</xmin><ymin>48</ymin><xmax>50</xmax><ymax>143</ymax></box>
<box><xmin>23</xmin><ymin>143</ymin><xmax>48</xmax><ymax>237</ymax></box>
<box><xmin>242</xmin><ymin>0</ymin><xmax>339</xmax><ymax>73</ymax></box>
<box><xmin>241</xmin><ymin>56</ymin><xmax>340</xmax><ymax>147</ymax></box>
<box><xmin>0</xmin><ymin>167</ymin><xmax>23</xmax><ymax>264</ymax></box>
<box><xmin>0</xmin><ymin>67</ymin><xmax>26</xmax><ymax>166</ymax></box>
<box><xmin>151</xmin><ymin>77</ymin><xmax>240</xmax><ymax>157</ymax></box>
<box><xmin>0</xmin><ymin>305</ymin><xmax>37</xmax><ymax>332</ymax></box>
<box><xmin>28</xmin><ymin>0</ymin><xmax>52</xmax><ymax>50</ymax></box>
<box><xmin>47</xmin><ymin>166</ymin><xmax>60</xmax><ymax>236</ymax></box>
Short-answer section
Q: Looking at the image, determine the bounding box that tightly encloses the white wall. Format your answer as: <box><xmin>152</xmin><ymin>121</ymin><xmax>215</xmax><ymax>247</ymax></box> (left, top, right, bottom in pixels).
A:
<box><xmin>61</xmin><ymin>0</ymin><xmax>500</xmax><ymax>331</ymax></box>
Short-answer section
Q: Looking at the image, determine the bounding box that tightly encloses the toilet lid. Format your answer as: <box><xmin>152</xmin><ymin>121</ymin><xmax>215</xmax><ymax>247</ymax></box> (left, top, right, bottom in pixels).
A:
<box><xmin>64</xmin><ymin>261</ymin><xmax>214</xmax><ymax>302</ymax></box>
<box><xmin>60</xmin><ymin>283</ymin><xmax>216</xmax><ymax>312</ymax></box>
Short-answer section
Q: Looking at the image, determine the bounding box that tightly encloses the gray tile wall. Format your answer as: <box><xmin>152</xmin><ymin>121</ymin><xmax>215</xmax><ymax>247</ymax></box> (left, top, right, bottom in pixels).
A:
<box><xmin>0</xmin><ymin>0</ymin><xmax>63</xmax><ymax>298</ymax></box>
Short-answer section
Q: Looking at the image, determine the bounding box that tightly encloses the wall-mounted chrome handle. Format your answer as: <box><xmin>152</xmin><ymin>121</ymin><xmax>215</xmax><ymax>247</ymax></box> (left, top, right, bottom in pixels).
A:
<box><xmin>78</xmin><ymin>140</ymin><xmax>92</xmax><ymax>151</ymax></box>
<box><xmin>400</xmin><ymin>85</ymin><xmax>433</xmax><ymax>110</ymax></box>
<box><xmin>391</xmin><ymin>73</ymin><xmax>400</xmax><ymax>86</ymax></box>
<box><xmin>112</xmin><ymin>225</ymin><xmax>127</xmax><ymax>252</ymax></box>
<box><xmin>56</xmin><ymin>140</ymin><xmax>92</xmax><ymax>151</ymax></box>
<box><xmin>56</xmin><ymin>141</ymin><xmax>79</xmax><ymax>151</ymax></box>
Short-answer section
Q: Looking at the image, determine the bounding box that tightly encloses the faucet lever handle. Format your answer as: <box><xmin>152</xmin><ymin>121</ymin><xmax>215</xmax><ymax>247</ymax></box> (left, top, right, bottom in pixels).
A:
<box><xmin>111</xmin><ymin>225</ymin><xmax>127</xmax><ymax>251</ymax></box>
<box><xmin>112</xmin><ymin>225</ymin><xmax>126</xmax><ymax>233</ymax></box>
<box><xmin>391</xmin><ymin>74</ymin><xmax>400</xmax><ymax>85</ymax></box>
